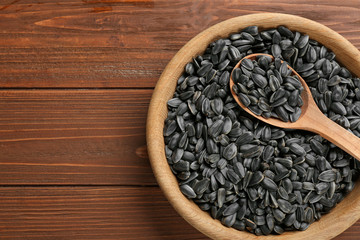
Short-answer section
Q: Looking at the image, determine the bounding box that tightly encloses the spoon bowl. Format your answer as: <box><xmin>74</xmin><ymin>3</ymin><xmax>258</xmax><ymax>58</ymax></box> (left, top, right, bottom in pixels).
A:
<box><xmin>230</xmin><ymin>53</ymin><xmax>360</xmax><ymax>160</ymax></box>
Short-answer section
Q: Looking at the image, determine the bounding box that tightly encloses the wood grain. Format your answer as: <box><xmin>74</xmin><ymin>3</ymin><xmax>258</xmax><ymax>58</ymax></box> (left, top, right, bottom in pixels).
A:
<box><xmin>0</xmin><ymin>0</ymin><xmax>359</xmax><ymax>239</ymax></box>
<box><xmin>0</xmin><ymin>0</ymin><xmax>358</xmax><ymax>88</ymax></box>
<box><xmin>0</xmin><ymin>186</ymin><xmax>204</xmax><ymax>240</ymax></box>
<box><xmin>0</xmin><ymin>89</ymin><xmax>155</xmax><ymax>185</ymax></box>
<box><xmin>0</xmin><ymin>186</ymin><xmax>356</xmax><ymax>240</ymax></box>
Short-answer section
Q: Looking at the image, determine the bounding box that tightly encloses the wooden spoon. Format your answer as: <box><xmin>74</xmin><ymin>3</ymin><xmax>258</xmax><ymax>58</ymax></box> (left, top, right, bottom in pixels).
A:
<box><xmin>230</xmin><ymin>53</ymin><xmax>360</xmax><ymax>160</ymax></box>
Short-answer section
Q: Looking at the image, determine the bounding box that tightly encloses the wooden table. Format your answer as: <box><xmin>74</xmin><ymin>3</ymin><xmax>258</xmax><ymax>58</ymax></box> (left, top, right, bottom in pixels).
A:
<box><xmin>0</xmin><ymin>0</ymin><xmax>359</xmax><ymax>239</ymax></box>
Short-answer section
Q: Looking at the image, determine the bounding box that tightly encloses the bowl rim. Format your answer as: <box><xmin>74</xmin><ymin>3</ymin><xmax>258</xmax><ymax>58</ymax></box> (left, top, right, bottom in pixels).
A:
<box><xmin>147</xmin><ymin>13</ymin><xmax>360</xmax><ymax>240</ymax></box>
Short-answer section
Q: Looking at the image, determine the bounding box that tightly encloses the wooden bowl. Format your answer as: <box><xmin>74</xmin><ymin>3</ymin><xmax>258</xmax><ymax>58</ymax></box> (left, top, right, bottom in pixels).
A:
<box><xmin>146</xmin><ymin>13</ymin><xmax>360</xmax><ymax>239</ymax></box>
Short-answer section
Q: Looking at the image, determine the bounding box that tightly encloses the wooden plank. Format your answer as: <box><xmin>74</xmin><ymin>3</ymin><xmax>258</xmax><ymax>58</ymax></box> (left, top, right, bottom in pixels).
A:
<box><xmin>0</xmin><ymin>89</ymin><xmax>156</xmax><ymax>185</ymax></box>
<box><xmin>0</xmin><ymin>0</ymin><xmax>359</xmax><ymax>88</ymax></box>
<box><xmin>0</xmin><ymin>186</ymin><xmax>356</xmax><ymax>240</ymax></box>
<box><xmin>0</xmin><ymin>186</ymin><xmax>204</xmax><ymax>240</ymax></box>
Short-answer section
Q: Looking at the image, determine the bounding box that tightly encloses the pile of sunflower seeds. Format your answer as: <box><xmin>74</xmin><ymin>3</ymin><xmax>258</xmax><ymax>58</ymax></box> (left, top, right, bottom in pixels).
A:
<box><xmin>163</xmin><ymin>25</ymin><xmax>360</xmax><ymax>235</ymax></box>
<box><xmin>232</xmin><ymin>56</ymin><xmax>304</xmax><ymax>122</ymax></box>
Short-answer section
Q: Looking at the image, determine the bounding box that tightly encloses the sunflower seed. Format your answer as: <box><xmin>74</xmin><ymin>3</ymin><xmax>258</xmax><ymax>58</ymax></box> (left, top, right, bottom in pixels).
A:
<box><xmin>261</xmin><ymin>177</ymin><xmax>278</xmax><ymax>191</ymax></box>
<box><xmin>328</xmin><ymin>181</ymin><xmax>336</xmax><ymax>199</ymax></box>
<box><xmin>164</xmin><ymin>120</ymin><xmax>177</xmax><ymax>137</ymax></box>
<box><xmin>233</xmin><ymin>220</ymin><xmax>246</xmax><ymax>231</ymax></box>
<box><xmin>269</xmin><ymin>75</ymin><xmax>280</xmax><ymax>91</ymax></box>
<box><xmin>173</xmin><ymin>160</ymin><xmax>190</xmax><ymax>172</ymax></box>
<box><xmin>295</xmin><ymin>35</ymin><xmax>309</xmax><ymax>49</ymax></box>
<box><xmin>223</xmin><ymin>143</ymin><xmax>237</xmax><ymax>160</ymax></box>
<box><xmin>248</xmin><ymin>171</ymin><xmax>265</xmax><ymax>186</ymax></box>
<box><xmin>197</xmin><ymin>63</ymin><xmax>213</xmax><ymax>76</ymax></box>
<box><xmin>289</xmin><ymin>143</ymin><xmax>306</xmax><ymax>156</ymax></box>
<box><xmin>283</xmin><ymin>178</ymin><xmax>293</xmax><ymax>194</ymax></box>
<box><xmin>233</xmin><ymin>162</ymin><xmax>245</xmax><ymax>179</ymax></box>
<box><xmin>309</xmin><ymin>193</ymin><xmax>323</xmax><ymax>204</ymax></box>
<box><xmin>237</xmin><ymin>93</ymin><xmax>251</xmax><ymax>107</ymax></box>
<box><xmin>303</xmin><ymin>182</ymin><xmax>315</xmax><ymax>191</ymax></box>
<box><xmin>217</xmin><ymin>188</ymin><xmax>226</xmax><ymax>208</ymax></box>
<box><xmin>277</xmin><ymin>199</ymin><xmax>293</xmax><ymax>214</ymax></box>
<box><xmin>223</xmin><ymin>203</ymin><xmax>240</xmax><ymax>216</ymax></box>
<box><xmin>271</xmin><ymin>97</ymin><xmax>287</xmax><ymax>108</ymax></box>
<box><xmin>252</xmin><ymin>73</ymin><xmax>268</xmax><ymax>88</ymax></box>
<box><xmin>171</xmin><ymin>148</ymin><xmax>184</xmax><ymax>163</ymax></box>
<box><xmin>193</xmin><ymin>178</ymin><xmax>210</xmax><ymax>194</ymax></box>
<box><xmin>254</xmin><ymin>215</ymin><xmax>266</xmax><ymax>226</ymax></box>
<box><xmin>328</xmin><ymin>75</ymin><xmax>341</xmax><ymax>86</ymax></box>
<box><xmin>241</xmin><ymin>58</ymin><xmax>254</xmax><ymax>70</ymax></box>
<box><xmin>271</xmin><ymin>44</ymin><xmax>282</xmax><ymax>58</ymax></box>
<box><xmin>272</xmin><ymin>31</ymin><xmax>282</xmax><ymax>44</ymax></box>
<box><xmin>310</xmin><ymin>139</ymin><xmax>326</xmax><ymax>156</ymax></box>
<box><xmin>222</xmin><ymin>214</ymin><xmax>237</xmax><ymax>227</ymax></box>
<box><xmin>304</xmin><ymin>207</ymin><xmax>314</xmax><ymax>223</ymax></box>
<box><xmin>208</xmin><ymin>120</ymin><xmax>224</xmax><ymax>138</ymax></box>
<box><xmin>278</xmin><ymin>186</ymin><xmax>289</xmax><ymax>200</ymax></box>
<box><xmin>280</xmin><ymin>62</ymin><xmax>290</xmax><ymax>77</ymax></box>
<box><xmin>278</xmin><ymin>26</ymin><xmax>294</xmax><ymax>38</ymax></box>
<box><xmin>275</xmin><ymin>106</ymin><xmax>289</xmax><ymax>122</ymax></box>
<box><xmin>180</xmin><ymin>184</ymin><xmax>196</xmax><ymax>198</ymax></box>
<box><xmin>273</xmin><ymin>209</ymin><xmax>286</xmax><ymax>222</ymax></box>
<box><xmin>331</xmin><ymin>102</ymin><xmax>347</xmax><ymax>115</ymax></box>
<box><xmin>318</xmin><ymin>170</ymin><xmax>337</xmax><ymax>182</ymax></box>
<box><xmin>297</xmin><ymin>63</ymin><xmax>314</xmax><ymax>73</ymax></box>
<box><xmin>227</xmin><ymin>169</ymin><xmax>241</xmax><ymax>184</ymax></box>
<box><xmin>245</xmin><ymin>218</ymin><xmax>257</xmax><ymax>230</ymax></box>
<box><xmin>212</xmin><ymin>39</ymin><xmax>226</xmax><ymax>55</ymax></box>
<box><xmin>284</xmin><ymin>212</ymin><xmax>296</xmax><ymax>226</ymax></box>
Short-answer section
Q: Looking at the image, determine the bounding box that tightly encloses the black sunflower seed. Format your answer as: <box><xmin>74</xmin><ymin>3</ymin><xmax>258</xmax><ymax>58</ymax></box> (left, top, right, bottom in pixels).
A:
<box><xmin>212</xmin><ymin>39</ymin><xmax>226</xmax><ymax>55</ymax></box>
<box><xmin>261</xmin><ymin>177</ymin><xmax>277</xmax><ymax>191</ymax></box>
<box><xmin>223</xmin><ymin>202</ymin><xmax>240</xmax><ymax>216</ymax></box>
<box><xmin>223</xmin><ymin>143</ymin><xmax>237</xmax><ymax>160</ymax></box>
<box><xmin>252</xmin><ymin>73</ymin><xmax>268</xmax><ymax>88</ymax></box>
<box><xmin>238</xmin><ymin>93</ymin><xmax>251</xmax><ymax>107</ymax></box>
<box><xmin>295</xmin><ymin>35</ymin><xmax>309</xmax><ymax>49</ymax></box>
<box><xmin>197</xmin><ymin>63</ymin><xmax>213</xmax><ymax>76</ymax></box>
<box><xmin>330</xmin><ymin>102</ymin><xmax>347</xmax><ymax>115</ymax></box>
<box><xmin>164</xmin><ymin>120</ymin><xmax>177</xmax><ymax>137</ymax></box>
<box><xmin>248</xmin><ymin>171</ymin><xmax>264</xmax><ymax>186</ymax></box>
<box><xmin>180</xmin><ymin>184</ymin><xmax>196</xmax><ymax>198</ymax></box>
<box><xmin>318</xmin><ymin>170</ymin><xmax>337</xmax><ymax>182</ymax></box>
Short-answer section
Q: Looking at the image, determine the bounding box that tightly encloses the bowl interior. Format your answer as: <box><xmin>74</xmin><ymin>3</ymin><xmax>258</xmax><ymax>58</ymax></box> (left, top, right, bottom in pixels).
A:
<box><xmin>147</xmin><ymin>13</ymin><xmax>360</xmax><ymax>240</ymax></box>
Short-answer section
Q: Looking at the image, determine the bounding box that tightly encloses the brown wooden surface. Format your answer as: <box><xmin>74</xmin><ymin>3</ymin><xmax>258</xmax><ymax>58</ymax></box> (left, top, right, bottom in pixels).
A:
<box><xmin>0</xmin><ymin>0</ymin><xmax>359</xmax><ymax>239</ymax></box>
<box><xmin>0</xmin><ymin>90</ymin><xmax>154</xmax><ymax>185</ymax></box>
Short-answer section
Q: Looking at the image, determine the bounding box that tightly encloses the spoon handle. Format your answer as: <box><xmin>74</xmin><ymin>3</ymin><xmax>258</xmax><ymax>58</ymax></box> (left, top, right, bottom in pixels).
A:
<box><xmin>301</xmin><ymin>109</ymin><xmax>360</xmax><ymax>161</ymax></box>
